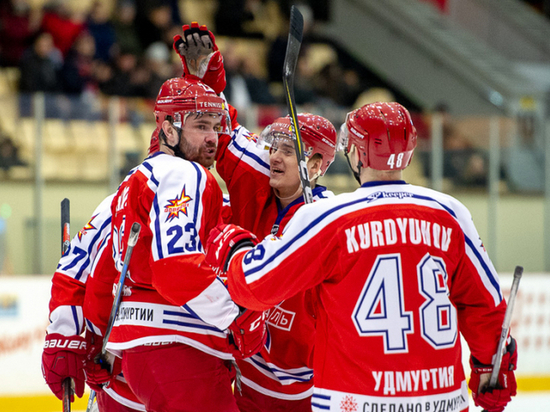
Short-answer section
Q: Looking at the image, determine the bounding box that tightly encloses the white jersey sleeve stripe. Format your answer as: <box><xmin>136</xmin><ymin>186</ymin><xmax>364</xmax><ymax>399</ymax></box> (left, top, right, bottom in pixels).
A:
<box><xmin>190</xmin><ymin>162</ymin><xmax>205</xmax><ymax>253</ymax></box>
<box><xmin>152</xmin><ymin>194</ymin><xmax>164</xmax><ymax>260</ymax></box>
<box><xmin>229</xmin><ymin>126</ymin><xmax>270</xmax><ymax>173</ymax></box>
<box><xmin>464</xmin><ymin>236</ymin><xmax>502</xmax><ymax>304</ymax></box>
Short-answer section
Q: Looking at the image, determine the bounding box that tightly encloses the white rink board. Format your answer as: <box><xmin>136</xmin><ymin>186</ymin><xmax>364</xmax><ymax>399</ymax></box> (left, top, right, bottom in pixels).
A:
<box><xmin>0</xmin><ymin>276</ymin><xmax>52</xmax><ymax>395</ymax></box>
<box><xmin>0</xmin><ymin>273</ymin><xmax>549</xmax><ymax>396</ymax></box>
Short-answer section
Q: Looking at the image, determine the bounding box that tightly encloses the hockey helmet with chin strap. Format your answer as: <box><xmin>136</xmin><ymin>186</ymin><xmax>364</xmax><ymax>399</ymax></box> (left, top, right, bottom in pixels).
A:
<box><xmin>154</xmin><ymin>77</ymin><xmax>230</xmax><ymax>157</ymax></box>
<box><xmin>338</xmin><ymin>102</ymin><xmax>417</xmax><ymax>179</ymax></box>
<box><xmin>259</xmin><ymin>113</ymin><xmax>337</xmax><ymax>176</ymax></box>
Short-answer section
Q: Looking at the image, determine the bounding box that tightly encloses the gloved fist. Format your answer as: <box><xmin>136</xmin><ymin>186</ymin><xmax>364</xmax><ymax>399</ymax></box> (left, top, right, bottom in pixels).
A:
<box><xmin>84</xmin><ymin>331</ymin><xmax>120</xmax><ymax>392</ymax></box>
<box><xmin>41</xmin><ymin>333</ymin><xmax>86</xmax><ymax>401</ymax></box>
<box><xmin>469</xmin><ymin>338</ymin><xmax>518</xmax><ymax>412</ymax></box>
<box><xmin>173</xmin><ymin>22</ymin><xmax>226</xmax><ymax>94</ymax></box>
<box><xmin>205</xmin><ymin>224</ymin><xmax>258</xmax><ymax>274</ymax></box>
<box><xmin>228</xmin><ymin>309</ymin><xmax>267</xmax><ymax>359</ymax></box>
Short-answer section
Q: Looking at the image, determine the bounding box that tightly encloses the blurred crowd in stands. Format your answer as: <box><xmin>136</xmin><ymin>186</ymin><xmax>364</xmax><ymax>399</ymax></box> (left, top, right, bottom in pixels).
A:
<box><xmin>0</xmin><ymin>0</ymin><xmax>510</xmax><ymax>187</ymax></box>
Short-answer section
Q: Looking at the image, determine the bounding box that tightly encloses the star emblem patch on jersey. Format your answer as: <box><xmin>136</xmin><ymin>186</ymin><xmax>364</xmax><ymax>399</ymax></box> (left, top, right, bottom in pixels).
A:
<box><xmin>340</xmin><ymin>395</ymin><xmax>358</xmax><ymax>412</ymax></box>
<box><xmin>244</xmin><ymin>130</ymin><xmax>258</xmax><ymax>143</ymax></box>
<box><xmin>78</xmin><ymin>214</ymin><xmax>98</xmax><ymax>241</ymax></box>
<box><xmin>164</xmin><ymin>186</ymin><xmax>192</xmax><ymax>222</ymax></box>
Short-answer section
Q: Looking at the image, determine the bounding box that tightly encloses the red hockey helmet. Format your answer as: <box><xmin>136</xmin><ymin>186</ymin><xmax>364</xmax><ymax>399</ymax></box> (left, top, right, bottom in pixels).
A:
<box><xmin>154</xmin><ymin>77</ymin><xmax>230</xmax><ymax>134</ymax></box>
<box><xmin>259</xmin><ymin>113</ymin><xmax>337</xmax><ymax>175</ymax></box>
<box><xmin>338</xmin><ymin>102</ymin><xmax>417</xmax><ymax>171</ymax></box>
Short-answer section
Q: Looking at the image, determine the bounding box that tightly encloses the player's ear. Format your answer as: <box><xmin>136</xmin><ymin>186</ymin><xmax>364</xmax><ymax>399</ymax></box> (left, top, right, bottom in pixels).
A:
<box><xmin>307</xmin><ymin>155</ymin><xmax>322</xmax><ymax>177</ymax></box>
<box><xmin>162</xmin><ymin>120</ymin><xmax>179</xmax><ymax>147</ymax></box>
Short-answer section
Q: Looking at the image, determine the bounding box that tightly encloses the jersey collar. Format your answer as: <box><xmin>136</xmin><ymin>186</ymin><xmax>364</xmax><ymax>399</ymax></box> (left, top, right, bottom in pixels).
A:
<box><xmin>360</xmin><ymin>180</ymin><xmax>407</xmax><ymax>188</ymax></box>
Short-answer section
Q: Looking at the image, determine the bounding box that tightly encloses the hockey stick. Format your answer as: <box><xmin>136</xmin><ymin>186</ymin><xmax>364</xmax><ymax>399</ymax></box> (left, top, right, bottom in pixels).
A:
<box><xmin>488</xmin><ymin>265</ymin><xmax>523</xmax><ymax>388</ymax></box>
<box><xmin>61</xmin><ymin>198</ymin><xmax>72</xmax><ymax>412</ymax></box>
<box><xmin>282</xmin><ymin>5</ymin><xmax>312</xmax><ymax>204</ymax></box>
<box><xmin>86</xmin><ymin>222</ymin><xmax>141</xmax><ymax>412</ymax></box>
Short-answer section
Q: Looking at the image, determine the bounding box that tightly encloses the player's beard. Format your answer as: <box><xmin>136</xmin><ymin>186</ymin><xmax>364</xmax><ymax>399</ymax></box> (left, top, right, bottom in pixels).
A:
<box><xmin>180</xmin><ymin>137</ymin><xmax>217</xmax><ymax>168</ymax></box>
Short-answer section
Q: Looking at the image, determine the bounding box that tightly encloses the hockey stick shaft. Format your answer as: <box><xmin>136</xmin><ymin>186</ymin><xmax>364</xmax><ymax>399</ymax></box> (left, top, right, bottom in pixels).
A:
<box><xmin>103</xmin><ymin>222</ymin><xmax>141</xmax><ymax>350</ymax></box>
<box><xmin>61</xmin><ymin>198</ymin><xmax>72</xmax><ymax>412</ymax></box>
<box><xmin>488</xmin><ymin>265</ymin><xmax>523</xmax><ymax>388</ymax></box>
<box><xmin>86</xmin><ymin>222</ymin><xmax>141</xmax><ymax>412</ymax></box>
<box><xmin>282</xmin><ymin>6</ymin><xmax>312</xmax><ymax>204</ymax></box>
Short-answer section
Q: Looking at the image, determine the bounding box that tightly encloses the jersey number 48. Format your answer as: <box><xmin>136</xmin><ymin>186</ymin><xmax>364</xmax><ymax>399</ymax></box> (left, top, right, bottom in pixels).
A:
<box><xmin>352</xmin><ymin>253</ymin><xmax>457</xmax><ymax>353</ymax></box>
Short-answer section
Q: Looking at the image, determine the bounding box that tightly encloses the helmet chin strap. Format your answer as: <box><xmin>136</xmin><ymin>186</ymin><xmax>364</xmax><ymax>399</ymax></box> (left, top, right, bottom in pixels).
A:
<box><xmin>344</xmin><ymin>149</ymin><xmax>362</xmax><ymax>185</ymax></box>
<box><xmin>162</xmin><ymin>126</ymin><xmax>187</xmax><ymax>160</ymax></box>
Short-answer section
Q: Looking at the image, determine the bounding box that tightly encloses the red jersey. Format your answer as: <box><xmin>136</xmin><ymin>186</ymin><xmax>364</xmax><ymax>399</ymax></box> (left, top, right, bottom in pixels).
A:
<box><xmin>47</xmin><ymin>193</ymin><xmax>145</xmax><ymax>410</ymax></box>
<box><xmin>217</xmin><ymin>122</ymin><xmax>333</xmax><ymax>399</ymax></box>
<box><xmin>228</xmin><ymin>181</ymin><xmax>507</xmax><ymax>411</ymax></box>
<box><xmin>106</xmin><ymin>152</ymin><xmax>239</xmax><ymax>360</ymax></box>
<box><xmin>47</xmin><ymin>194</ymin><xmax>114</xmax><ymax>337</ymax></box>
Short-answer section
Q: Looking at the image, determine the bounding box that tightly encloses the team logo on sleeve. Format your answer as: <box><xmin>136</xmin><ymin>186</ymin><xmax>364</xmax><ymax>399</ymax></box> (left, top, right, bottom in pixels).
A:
<box><xmin>164</xmin><ymin>186</ymin><xmax>192</xmax><ymax>222</ymax></box>
<box><xmin>78</xmin><ymin>214</ymin><xmax>98</xmax><ymax>240</ymax></box>
<box><xmin>244</xmin><ymin>130</ymin><xmax>258</xmax><ymax>143</ymax></box>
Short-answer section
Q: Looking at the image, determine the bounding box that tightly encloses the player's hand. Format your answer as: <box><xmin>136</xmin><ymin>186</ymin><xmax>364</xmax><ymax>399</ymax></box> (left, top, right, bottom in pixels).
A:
<box><xmin>41</xmin><ymin>333</ymin><xmax>86</xmax><ymax>401</ymax></box>
<box><xmin>228</xmin><ymin>309</ymin><xmax>267</xmax><ymax>359</ymax></box>
<box><xmin>173</xmin><ymin>22</ymin><xmax>226</xmax><ymax>94</ymax></box>
<box><xmin>84</xmin><ymin>331</ymin><xmax>120</xmax><ymax>391</ymax></box>
<box><xmin>205</xmin><ymin>224</ymin><xmax>257</xmax><ymax>274</ymax></box>
<box><xmin>469</xmin><ymin>338</ymin><xmax>517</xmax><ymax>412</ymax></box>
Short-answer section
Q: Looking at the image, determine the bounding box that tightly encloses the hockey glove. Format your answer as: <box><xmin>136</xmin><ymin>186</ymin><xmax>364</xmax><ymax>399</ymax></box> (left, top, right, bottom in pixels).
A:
<box><xmin>205</xmin><ymin>224</ymin><xmax>258</xmax><ymax>274</ymax></box>
<box><xmin>228</xmin><ymin>309</ymin><xmax>267</xmax><ymax>359</ymax></box>
<box><xmin>173</xmin><ymin>22</ymin><xmax>226</xmax><ymax>94</ymax></box>
<box><xmin>469</xmin><ymin>337</ymin><xmax>518</xmax><ymax>412</ymax></box>
<box><xmin>41</xmin><ymin>333</ymin><xmax>86</xmax><ymax>401</ymax></box>
<box><xmin>84</xmin><ymin>331</ymin><xmax>120</xmax><ymax>392</ymax></box>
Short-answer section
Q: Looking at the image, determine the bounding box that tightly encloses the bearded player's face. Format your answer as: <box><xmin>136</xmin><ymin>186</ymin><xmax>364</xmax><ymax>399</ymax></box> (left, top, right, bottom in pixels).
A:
<box><xmin>180</xmin><ymin>113</ymin><xmax>220</xmax><ymax>168</ymax></box>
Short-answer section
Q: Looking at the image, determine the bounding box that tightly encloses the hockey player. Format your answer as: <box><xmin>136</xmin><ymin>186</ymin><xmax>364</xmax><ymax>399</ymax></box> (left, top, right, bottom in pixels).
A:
<box><xmin>105</xmin><ymin>76</ymin><xmax>267</xmax><ymax>411</ymax></box>
<box><xmin>41</xmin><ymin>193</ymin><xmax>146</xmax><ymax>411</ymax></box>
<box><xmin>174</xmin><ymin>22</ymin><xmax>338</xmax><ymax>411</ymax></box>
<box><xmin>206</xmin><ymin>102</ymin><xmax>518</xmax><ymax>412</ymax></box>
<box><xmin>216</xmin><ymin>113</ymin><xmax>337</xmax><ymax>412</ymax></box>
<box><xmin>42</xmin><ymin>133</ymin><xmax>162</xmax><ymax>411</ymax></box>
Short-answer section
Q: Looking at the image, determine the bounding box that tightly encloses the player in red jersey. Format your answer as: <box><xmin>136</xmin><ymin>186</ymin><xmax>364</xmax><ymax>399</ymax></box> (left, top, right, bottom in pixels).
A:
<box><xmin>206</xmin><ymin>102</ymin><xmax>517</xmax><ymax>412</ymax></box>
<box><xmin>175</xmin><ymin>22</ymin><xmax>338</xmax><ymax>411</ymax></box>
<box><xmin>42</xmin><ymin>133</ymin><xmax>159</xmax><ymax>411</ymax></box>
<box><xmin>106</xmin><ymin>76</ymin><xmax>266</xmax><ymax>412</ymax></box>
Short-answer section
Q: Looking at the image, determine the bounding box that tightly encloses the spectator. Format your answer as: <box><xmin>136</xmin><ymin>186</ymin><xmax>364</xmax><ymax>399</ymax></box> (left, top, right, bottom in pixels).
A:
<box><xmin>86</xmin><ymin>1</ymin><xmax>116</xmax><ymax>62</ymax></box>
<box><xmin>112</xmin><ymin>0</ymin><xmax>142</xmax><ymax>57</ymax></box>
<box><xmin>60</xmin><ymin>32</ymin><xmax>100</xmax><ymax>119</ymax></box>
<box><xmin>421</xmin><ymin>102</ymin><xmax>489</xmax><ymax>187</ymax></box>
<box><xmin>223</xmin><ymin>45</ymin><xmax>276</xmax><ymax>112</ymax></box>
<box><xmin>0</xmin><ymin>0</ymin><xmax>42</xmax><ymax>67</ymax></box>
<box><xmin>41</xmin><ymin>1</ymin><xmax>85</xmax><ymax>57</ymax></box>
<box><xmin>0</xmin><ymin>134</ymin><xmax>26</xmax><ymax>172</ymax></box>
<box><xmin>61</xmin><ymin>32</ymin><xmax>96</xmax><ymax>94</ymax></box>
<box><xmin>214</xmin><ymin>0</ymin><xmax>257</xmax><ymax>37</ymax></box>
<box><xmin>19</xmin><ymin>32</ymin><xmax>62</xmax><ymax>93</ymax></box>
<box><xmin>134</xmin><ymin>0</ymin><xmax>176</xmax><ymax>51</ymax></box>
<box><xmin>96</xmin><ymin>50</ymin><xmax>137</xmax><ymax>96</ymax></box>
<box><xmin>313</xmin><ymin>62</ymin><xmax>364</xmax><ymax>107</ymax></box>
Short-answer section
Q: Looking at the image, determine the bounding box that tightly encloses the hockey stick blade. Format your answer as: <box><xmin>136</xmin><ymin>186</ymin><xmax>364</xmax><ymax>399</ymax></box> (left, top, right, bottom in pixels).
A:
<box><xmin>60</xmin><ymin>198</ymin><xmax>72</xmax><ymax>412</ymax></box>
<box><xmin>282</xmin><ymin>5</ymin><xmax>313</xmax><ymax>204</ymax></box>
<box><xmin>488</xmin><ymin>265</ymin><xmax>523</xmax><ymax>389</ymax></box>
<box><xmin>86</xmin><ymin>222</ymin><xmax>141</xmax><ymax>412</ymax></box>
